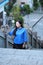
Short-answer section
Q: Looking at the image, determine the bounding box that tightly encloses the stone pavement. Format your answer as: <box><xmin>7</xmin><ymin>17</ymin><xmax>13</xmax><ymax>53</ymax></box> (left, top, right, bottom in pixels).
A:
<box><xmin>0</xmin><ymin>48</ymin><xmax>43</xmax><ymax>65</ymax></box>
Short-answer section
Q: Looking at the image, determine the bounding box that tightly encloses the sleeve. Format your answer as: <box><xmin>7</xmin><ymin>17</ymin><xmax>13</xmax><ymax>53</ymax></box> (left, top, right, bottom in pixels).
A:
<box><xmin>24</xmin><ymin>29</ymin><xmax>28</xmax><ymax>42</ymax></box>
<box><xmin>8</xmin><ymin>29</ymin><xmax>14</xmax><ymax>36</ymax></box>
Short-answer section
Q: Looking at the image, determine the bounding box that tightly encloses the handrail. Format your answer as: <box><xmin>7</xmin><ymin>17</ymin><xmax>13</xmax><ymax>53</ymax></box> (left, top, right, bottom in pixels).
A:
<box><xmin>32</xmin><ymin>16</ymin><xmax>43</xmax><ymax>28</ymax></box>
<box><xmin>0</xmin><ymin>0</ymin><xmax>7</xmax><ymax>4</ymax></box>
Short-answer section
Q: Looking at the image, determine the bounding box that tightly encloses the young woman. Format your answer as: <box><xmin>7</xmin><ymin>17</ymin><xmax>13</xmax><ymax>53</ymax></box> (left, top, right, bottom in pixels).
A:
<box><xmin>9</xmin><ymin>20</ymin><xmax>28</xmax><ymax>49</ymax></box>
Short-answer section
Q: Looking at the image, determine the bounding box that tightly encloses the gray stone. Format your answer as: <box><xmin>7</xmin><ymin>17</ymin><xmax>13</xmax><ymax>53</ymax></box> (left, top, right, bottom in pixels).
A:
<box><xmin>0</xmin><ymin>48</ymin><xmax>43</xmax><ymax>65</ymax></box>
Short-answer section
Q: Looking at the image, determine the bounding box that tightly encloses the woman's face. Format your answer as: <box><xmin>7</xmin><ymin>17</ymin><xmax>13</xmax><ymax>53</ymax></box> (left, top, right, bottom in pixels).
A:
<box><xmin>16</xmin><ymin>21</ymin><xmax>21</xmax><ymax>28</ymax></box>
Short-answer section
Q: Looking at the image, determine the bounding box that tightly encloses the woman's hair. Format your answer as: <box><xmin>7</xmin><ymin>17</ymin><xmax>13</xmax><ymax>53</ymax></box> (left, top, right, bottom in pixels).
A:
<box><xmin>18</xmin><ymin>20</ymin><xmax>23</xmax><ymax>27</ymax></box>
<box><xmin>13</xmin><ymin>27</ymin><xmax>17</xmax><ymax>36</ymax></box>
<box><xmin>13</xmin><ymin>20</ymin><xmax>23</xmax><ymax>36</ymax></box>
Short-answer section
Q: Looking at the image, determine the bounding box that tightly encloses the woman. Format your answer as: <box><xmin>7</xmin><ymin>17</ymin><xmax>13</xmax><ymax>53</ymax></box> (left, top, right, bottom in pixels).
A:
<box><xmin>9</xmin><ymin>20</ymin><xmax>28</xmax><ymax>49</ymax></box>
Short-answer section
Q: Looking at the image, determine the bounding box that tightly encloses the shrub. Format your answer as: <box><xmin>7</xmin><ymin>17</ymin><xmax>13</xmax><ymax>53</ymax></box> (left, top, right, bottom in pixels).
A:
<box><xmin>39</xmin><ymin>0</ymin><xmax>43</xmax><ymax>7</ymax></box>
<box><xmin>12</xmin><ymin>6</ymin><xmax>24</xmax><ymax>26</ymax></box>
<box><xmin>33</xmin><ymin>0</ymin><xmax>39</xmax><ymax>10</ymax></box>
<box><xmin>4</xmin><ymin>0</ymin><xmax>16</xmax><ymax>16</ymax></box>
<box><xmin>20</xmin><ymin>4</ymin><xmax>32</xmax><ymax>15</ymax></box>
<box><xmin>11</xmin><ymin>0</ymin><xmax>16</xmax><ymax>4</ymax></box>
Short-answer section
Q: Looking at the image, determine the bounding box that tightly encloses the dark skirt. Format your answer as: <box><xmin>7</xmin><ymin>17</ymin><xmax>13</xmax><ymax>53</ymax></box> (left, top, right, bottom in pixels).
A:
<box><xmin>13</xmin><ymin>43</ymin><xmax>24</xmax><ymax>49</ymax></box>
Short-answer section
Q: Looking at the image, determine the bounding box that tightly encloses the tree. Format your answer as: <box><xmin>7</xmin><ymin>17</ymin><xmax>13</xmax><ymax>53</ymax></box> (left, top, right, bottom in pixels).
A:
<box><xmin>4</xmin><ymin>0</ymin><xmax>16</xmax><ymax>16</ymax></box>
<box><xmin>39</xmin><ymin>0</ymin><xmax>43</xmax><ymax>8</ymax></box>
<box><xmin>23</xmin><ymin>4</ymin><xmax>31</xmax><ymax>14</ymax></box>
<box><xmin>33</xmin><ymin>0</ymin><xmax>39</xmax><ymax>10</ymax></box>
<box><xmin>9</xmin><ymin>0</ymin><xmax>16</xmax><ymax>4</ymax></box>
<box><xmin>12</xmin><ymin>6</ymin><xmax>24</xmax><ymax>26</ymax></box>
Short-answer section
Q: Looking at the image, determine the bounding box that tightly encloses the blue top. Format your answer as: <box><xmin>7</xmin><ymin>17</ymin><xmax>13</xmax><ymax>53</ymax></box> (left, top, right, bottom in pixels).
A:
<box><xmin>9</xmin><ymin>27</ymin><xmax>28</xmax><ymax>44</ymax></box>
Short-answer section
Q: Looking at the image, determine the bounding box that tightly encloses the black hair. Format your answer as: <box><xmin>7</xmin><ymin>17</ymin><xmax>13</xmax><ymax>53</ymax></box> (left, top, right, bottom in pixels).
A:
<box><xmin>17</xmin><ymin>20</ymin><xmax>24</xmax><ymax>28</ymax></box>
<box><xmin>13</xmin><ymin>26</ymin><xmax>17</xmax><ymax>36</ymax></box>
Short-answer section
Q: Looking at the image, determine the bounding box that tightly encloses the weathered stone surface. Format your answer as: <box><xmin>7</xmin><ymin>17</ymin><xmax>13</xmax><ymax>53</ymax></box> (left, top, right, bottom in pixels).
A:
<box><xmin>0</xmin><ymin>48</ymin><xmax>43</xmax><ymax>65</ymax></box>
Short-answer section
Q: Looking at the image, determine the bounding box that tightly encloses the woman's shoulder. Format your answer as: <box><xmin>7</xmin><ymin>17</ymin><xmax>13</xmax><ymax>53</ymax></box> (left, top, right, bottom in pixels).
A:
<box><xmin>22</xmin><ymin>27</ymin><xmax>27</xmax><ymax>30</ymax></box>
<box><xmin>22</xmin><ymin>28</ymin><xmax>27</xmax><ymax>32</ymax></box>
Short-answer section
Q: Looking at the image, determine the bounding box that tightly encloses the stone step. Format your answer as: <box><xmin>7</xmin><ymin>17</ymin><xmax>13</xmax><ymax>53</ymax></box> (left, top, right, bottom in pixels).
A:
<box><xmin>0</xmin><ymin>48</ymin><xmax>43</xmax><ymax>65</ymax></box>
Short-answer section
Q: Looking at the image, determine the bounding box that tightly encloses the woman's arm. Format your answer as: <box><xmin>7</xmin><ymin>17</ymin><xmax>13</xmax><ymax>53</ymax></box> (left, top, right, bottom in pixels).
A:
<box><xmin>24</xmin><ymin>29</ymin><xmax>28</xmax><ymax>42</ymax></box>
<box><xmin>22</xmin><ymin>29</ymin><xmax>28</xmax><ymax>49</ymax></box>
<box><xmin>8</xmin><ymin>29</ymin><xmax>14</xmax><ymax>36</ymax></box>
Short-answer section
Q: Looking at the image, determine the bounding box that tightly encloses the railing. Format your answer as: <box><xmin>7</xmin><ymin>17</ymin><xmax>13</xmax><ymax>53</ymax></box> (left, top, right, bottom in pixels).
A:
<box><xmin>0</xmin><ymin>0</ymin><xmax>9</xmax><ymax>4</ymax></box>
<box><xmin>0</xmin><ymin>28</ymin><xmax>42</xmax><ymax>49</ymax></box>
<box><xmin>28</xmin><ymin>28</ymin><xmax>41</xmax><ymax>48</ymax></box>
<box><xmin>0</xmin><ymin>30</ymin><xmax>13</xmax><ymax>48</ymax></box>
<box><xmin>32</xmin><ymin>16</ymin><xmax>43</xmax><ymax>28</ymax></box>
<box><xmin>0</xmin><ymin>21</ymin><xmax>43</xmax><ymax>48</ymax></box>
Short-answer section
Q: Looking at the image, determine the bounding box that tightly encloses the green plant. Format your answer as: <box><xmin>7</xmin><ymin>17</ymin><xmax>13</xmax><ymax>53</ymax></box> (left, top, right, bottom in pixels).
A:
<box><xmin>12</xmin><ymin>6</ymin><xmax>21</xmax><ymax>17</ymax></box>
<box><xmin>33</xmin><ymin>0</ymin><xmax>39</xmax><ymax>10</ymax></box>
<box><xmin>12</xmin><ymin>6</ymin><xmax>24</xmax><ymax>26</ymax></box>
<box><xmin>4</xmin><ymin>2</ymin><xmax>13</xmax><ymax>16</ymax></box>
<box><xmin>23</xmin><ymin>4</ymin><xmax>31</xmax><ymax>14</ymax></box>
<box><xmin>4</xmin><ymin>0</ymin><xmax>16</xmax><ymax>16</ymax></box>
<box><xmin>39</xmin><ymin>0</ymin><xmax>43</xmax><ymax>7</ymax></box>
<box><xmin>12</xmin><ymin>0</ymin><xmax>16</xmax><ymax>4</ymax></box>
<box><xmin>20</xmin><ymin>4</ymin><xmax>33</xmax><ymax>16</ymax></box>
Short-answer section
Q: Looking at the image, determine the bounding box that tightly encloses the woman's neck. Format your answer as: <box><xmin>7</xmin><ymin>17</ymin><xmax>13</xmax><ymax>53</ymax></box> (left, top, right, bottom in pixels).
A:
<box><xmin>18</xmin><ymin>27</ymin><xmax>22</xmax><ymax>29</ymax></box>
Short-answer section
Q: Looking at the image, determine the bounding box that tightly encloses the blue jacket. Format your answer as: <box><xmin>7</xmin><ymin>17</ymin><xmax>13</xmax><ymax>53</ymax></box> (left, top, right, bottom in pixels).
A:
<box><xmin>9</xmin><ymin>27</ymin><xmax>28</xmax><ymax>44</ymax></box>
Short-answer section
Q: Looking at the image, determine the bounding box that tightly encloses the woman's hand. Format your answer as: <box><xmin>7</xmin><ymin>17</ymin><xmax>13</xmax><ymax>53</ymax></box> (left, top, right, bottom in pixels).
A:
<box><xmin>22</xmin><ymin>42</ymin><xmax>28</xmax><ymax>49</ymax></box>
<box><xmin>22</xmin><ymin>43</ymin><xmax>25</xmax><ymax>48</ymax></box>
<box><xmin>22</xmin><ymin>42</ymin><xmax>26</xmax><ymax>48</ymax></box>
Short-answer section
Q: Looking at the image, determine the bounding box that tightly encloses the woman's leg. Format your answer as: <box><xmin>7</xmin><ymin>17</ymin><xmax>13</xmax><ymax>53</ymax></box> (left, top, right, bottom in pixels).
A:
<box><xmin>17</xmin><ymin>44</ymin><xmax>23</xmax><ymax>49</ymax></box>
<box><xmin>13</xmin><ymin>44</ymin><xmax>20</xmax><ymax>49</ymax></box>
<box><xmin>13</xmin><ymin>44</ymin><xmax>16</xmax><ymax>48</ymax></box>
